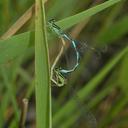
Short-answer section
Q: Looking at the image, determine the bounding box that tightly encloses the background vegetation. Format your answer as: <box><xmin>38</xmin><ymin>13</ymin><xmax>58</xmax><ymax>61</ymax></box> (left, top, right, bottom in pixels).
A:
<box><xmin>0</xmin><ymin>0</ymin><xmax>128</xmax><ymax>128</ymax></box>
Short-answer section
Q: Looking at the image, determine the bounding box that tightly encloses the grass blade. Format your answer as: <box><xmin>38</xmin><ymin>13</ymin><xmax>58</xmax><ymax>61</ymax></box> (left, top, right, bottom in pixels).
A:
<box><xmin>35</xmin><ymin>0</ymin><xmax>51</xmax><ymax>128</ymax></box>
<box><xmin>56</xmin><ymin>0</ymin><xmax>121</xmax><ymax>30</ymax></box>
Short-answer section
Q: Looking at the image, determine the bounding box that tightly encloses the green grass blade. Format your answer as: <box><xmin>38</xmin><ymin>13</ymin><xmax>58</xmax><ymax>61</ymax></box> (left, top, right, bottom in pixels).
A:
<box><xmin>56</xmin><ymin>0</ymin><xmax>121</xmax><ymax>30</ymax></box>
<box><xmin>35</xmin><ymin>0</ymin><xmax>51</xmax><ymax>128</ymax></box>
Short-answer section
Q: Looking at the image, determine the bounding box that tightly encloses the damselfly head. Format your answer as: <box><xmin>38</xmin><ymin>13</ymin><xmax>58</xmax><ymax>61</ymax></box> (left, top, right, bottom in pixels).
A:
<box><xmin>48</xmin><ymin>19</ymin><xmax>62</xmax><ymax>37</ymax></box>
<box><xmin>48</xmin><ymin>19</ymin><xmax>56</xmax><ymax>23</ymax></box>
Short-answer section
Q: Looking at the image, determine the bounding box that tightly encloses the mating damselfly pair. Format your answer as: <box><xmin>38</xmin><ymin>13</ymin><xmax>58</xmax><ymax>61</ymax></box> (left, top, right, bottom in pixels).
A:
<box><xmin>48</xmin><ymin>19</ymin><xmax>100</xmax><ymax>87</ymax></box>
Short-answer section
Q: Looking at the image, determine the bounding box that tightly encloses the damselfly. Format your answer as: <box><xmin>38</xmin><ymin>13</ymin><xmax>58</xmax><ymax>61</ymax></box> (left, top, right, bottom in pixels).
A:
<box><xmin>48</xmin><ymin>19</ymin><xmax>80</xmax><ymax>86</ymax></box>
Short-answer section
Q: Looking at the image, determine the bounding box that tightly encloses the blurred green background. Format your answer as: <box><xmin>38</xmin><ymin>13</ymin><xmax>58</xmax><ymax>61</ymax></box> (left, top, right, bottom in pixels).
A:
<box><xmin>0</xmin><ymin>0</ymin><xmax>128</xmax><ymax>128</ymax></box>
